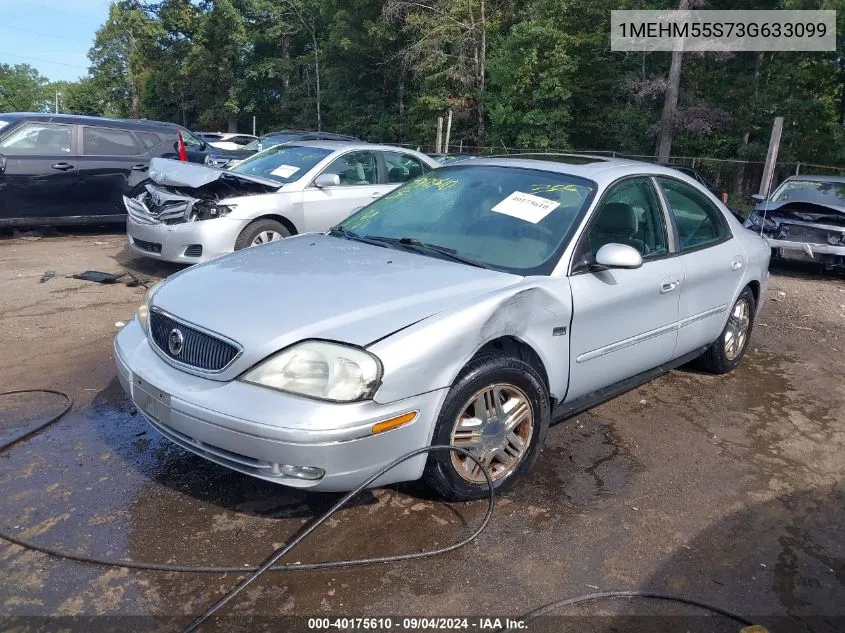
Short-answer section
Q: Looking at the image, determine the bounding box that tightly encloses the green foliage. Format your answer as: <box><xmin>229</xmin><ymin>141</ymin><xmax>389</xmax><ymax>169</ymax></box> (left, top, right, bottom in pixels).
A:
<box><xmin>0</xmin><ymin>64</ymin><xmax>48</xmax><ymax>112</ymax></box>
<box><xmin>26</xmin><ymin>0</ymin><xmax>840</xmax><ymax>166</ymax></box>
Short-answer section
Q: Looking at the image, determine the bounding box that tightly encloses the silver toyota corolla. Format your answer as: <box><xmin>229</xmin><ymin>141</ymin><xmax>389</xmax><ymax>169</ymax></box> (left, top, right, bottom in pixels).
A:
<box><xmin>123</xmin><ymin>141</ymin><xmax>439</xmax><ymax>263</ymax></box>
<box><xmin>114</xmin><ymin>156</ymin><xmax>770</xmax><ymax>500</ymax></box>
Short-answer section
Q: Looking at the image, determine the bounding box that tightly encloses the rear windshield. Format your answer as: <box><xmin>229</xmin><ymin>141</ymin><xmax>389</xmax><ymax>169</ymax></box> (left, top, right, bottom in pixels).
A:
<box><xmin>244</xmin><ymin>133</ymin><xmax>301</xmax><ymax>152</ymax></box>
<box><xmin>771</xmin><ymin>179</ymin><xmax>845</xmax><ymax>205</ymax></box>
<box><xmin>231</xmin><ymin>144</ymin><xmax>332</xmax><ymax>184</ymax></box>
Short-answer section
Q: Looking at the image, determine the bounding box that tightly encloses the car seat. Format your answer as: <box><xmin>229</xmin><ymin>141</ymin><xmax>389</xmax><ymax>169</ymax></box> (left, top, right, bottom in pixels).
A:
<box><xmin>590</xmin><ymin>202</ymin><xmax>645</xmax><ymax>254</ymax></box>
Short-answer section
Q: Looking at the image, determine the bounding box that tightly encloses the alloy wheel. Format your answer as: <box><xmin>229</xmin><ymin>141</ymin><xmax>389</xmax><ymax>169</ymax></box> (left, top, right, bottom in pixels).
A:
<box><xmin>724</xmin><ymin>298</ymin><xmax>751</xmax><ymax>361</ymax></box>
<box><xmin>449</xmin><ymin>383</ymin><xmax>534</xmax><ymax>483</ymax></box>
<box><xmin>251</xmin><ymin>231</ymin><xmax>283</xmax><ymax>246</ymax></box>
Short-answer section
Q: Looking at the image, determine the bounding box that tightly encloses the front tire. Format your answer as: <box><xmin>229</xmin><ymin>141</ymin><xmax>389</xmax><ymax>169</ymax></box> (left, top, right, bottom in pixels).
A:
<box><xmin>423</xmin><ymin>355</ymin><xmax>550</xmax><ymax>501</ymax></box>
<box><xmin>234</xmin><ymin>219</ymin><xmax>290</xmax><ymax>250</ymax></box>
<box><xmin>698</xmin><ymin>287</ymin><xmax>756</xmax><ymax>374</ymax></box>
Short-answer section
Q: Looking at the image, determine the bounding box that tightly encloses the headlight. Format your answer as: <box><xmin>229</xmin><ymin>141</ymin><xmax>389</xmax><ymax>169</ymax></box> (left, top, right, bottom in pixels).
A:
<box><xmin>746</xmin><ymin>211</ymin><xmax>777</xmax><ymax>232</ymax></box>
<box><xmin>136</xmin><ymin>280</ymin><xmax>164</xmax><ymax>332</ymax></box>
<box><xmin>241</xmin><ymin>341</ymin><xmax>382</xmax><ymax>402</ymax></box>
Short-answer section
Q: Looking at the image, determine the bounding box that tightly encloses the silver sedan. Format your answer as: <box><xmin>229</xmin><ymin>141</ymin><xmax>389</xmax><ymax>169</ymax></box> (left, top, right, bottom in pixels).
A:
<box><xmin>123</xmin><ymin>141</ymin><xmax>439</xmax><ymax>263</ymax></box>
<box><xmin>115</xmin><ymin>156</ymin><xmax>770</xmax><ymax>500</ymax></box>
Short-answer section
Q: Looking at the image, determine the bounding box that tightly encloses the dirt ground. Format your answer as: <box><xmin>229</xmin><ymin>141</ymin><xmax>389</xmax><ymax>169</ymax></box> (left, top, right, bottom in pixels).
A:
<box><xmin>1</xmin><ymin>229</ymin><xmax>844</xmax><ymax>633</ymax></box>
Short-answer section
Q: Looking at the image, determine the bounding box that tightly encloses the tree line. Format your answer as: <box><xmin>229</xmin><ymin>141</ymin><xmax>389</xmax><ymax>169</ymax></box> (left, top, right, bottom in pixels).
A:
<box><xmin>2</xmin><ymin>0</ymin><xmax>844</xmax><ymax>167</ymax></box>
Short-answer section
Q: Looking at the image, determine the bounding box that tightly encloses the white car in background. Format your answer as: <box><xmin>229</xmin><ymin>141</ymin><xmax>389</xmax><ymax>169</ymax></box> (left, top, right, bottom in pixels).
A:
<box><xmin>123</xmin><ymin>141</ymin><xmax>439</xmax><ymax>263</ymax></box>
<box><xmin>195</xmin><ymin>132</ymin><xmax>258</xmax><ymax>151</ymax></box>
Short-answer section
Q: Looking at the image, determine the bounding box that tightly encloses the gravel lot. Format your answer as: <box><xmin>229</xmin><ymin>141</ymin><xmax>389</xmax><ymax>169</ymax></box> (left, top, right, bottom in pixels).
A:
<box><xmin>1</xmin><ymin>229</ymin><xmax>843</xmax><ymax>632</ymax></box>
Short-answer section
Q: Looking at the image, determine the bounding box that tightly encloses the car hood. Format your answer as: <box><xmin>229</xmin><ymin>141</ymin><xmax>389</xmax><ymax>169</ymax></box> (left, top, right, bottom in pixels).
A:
<box><xmin>752</xmin><ymin>200</ymin><xmax>845</xmax><ymax>225</ymax></box>
<box><xmin>148</xmin><ymin>157</ymin><xmax>279</xmax><ymax>191</ymax></box>
<box><xmin>152</xmin><ymin>234</ymin><xmax>522</xmax><ymax>379</ymax></box>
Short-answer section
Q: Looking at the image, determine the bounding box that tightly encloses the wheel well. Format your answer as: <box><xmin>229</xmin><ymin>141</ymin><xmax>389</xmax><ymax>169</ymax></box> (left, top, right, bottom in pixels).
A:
<box><xmin>471</xmin><ymin>336</ymin><xmax>550</xmax><ymax>394</ymax></box>
<box><xmin>255</xmin><ymin>214</ymin><xmax>298</xmax><ymax>235</ymax></box>
<box><xmin>746</xmin><ymin>280</ymin><xmax>760</xmax><ymax>306</ymax></box>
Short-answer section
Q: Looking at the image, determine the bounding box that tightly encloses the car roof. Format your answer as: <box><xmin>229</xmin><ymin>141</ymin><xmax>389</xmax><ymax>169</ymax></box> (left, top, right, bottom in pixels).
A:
<box><xmin>782</xmin><ymin>174</ymin><xmax>845</xmax><ymax>184</ymax></box>
<box><xmin>0</xmin><ymin>112</ymin><xmax>187</xmax><ymax>133</ymax></box>
<box><xmin>456</xmin><ymin>154</ymin><xmax>692</xmax><ymax>187</ymax></box>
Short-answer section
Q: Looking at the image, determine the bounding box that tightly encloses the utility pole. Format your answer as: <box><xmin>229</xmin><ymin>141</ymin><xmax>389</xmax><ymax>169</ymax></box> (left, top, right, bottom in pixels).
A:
<box><xmin>759</xmin><ymin>117</ymin><xmax>784</xmax><ymax>197</ymax></box>
<box><xmin>55</xmin><ymin>91</ymin><xmax>61</xmax><ymax>114</ymax></box>
<box><xmin>436</xmin><ymin>117</ymin><xmax>443</xmax><ymax>154</ymax></box>
<box><xmin>444</xmin><ymin>110</ymin><xmax>453</xmax><ymax>154</ymax></box>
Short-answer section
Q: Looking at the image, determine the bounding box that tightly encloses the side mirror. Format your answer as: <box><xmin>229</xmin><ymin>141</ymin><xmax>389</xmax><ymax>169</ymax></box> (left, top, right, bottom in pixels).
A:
<box><xmin>314</xmin><ymin>173</ymin><xmax>340</xmax><ymax>188</ymax></box>
<box><xmin>594</xmin><ymin>243</ymin><xmax>643</xmax><ymax>269</ymax></box>
<box><xmin>749</xmin><ymin>193</ymin><xmax>766</xmax><ymax>204</ymax></box>
<box><xmin>0</xmin><ymin>153</ymin><xmax>6</xmax><ymax>175</ymax></box>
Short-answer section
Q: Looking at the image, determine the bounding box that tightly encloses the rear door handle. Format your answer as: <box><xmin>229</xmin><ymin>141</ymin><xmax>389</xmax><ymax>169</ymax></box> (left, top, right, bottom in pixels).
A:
<box><xmin>51</xmin><ymin>162</ymin><xmax>74</xmax><ymax>171</ymax></box>
<box><xmin>131</xmin><ymin>164</ymin><xmax>148</xmax><ymax>172</ymax></box>
<box><xmin>371</xmin><ymin>191</ymin><xmax>383</xmax><ymax>198</ymax></box>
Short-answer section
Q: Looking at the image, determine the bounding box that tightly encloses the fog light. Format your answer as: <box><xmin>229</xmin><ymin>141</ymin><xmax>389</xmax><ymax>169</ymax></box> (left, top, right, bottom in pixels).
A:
<box><xmin>280</xmin><ymin>464</ymin><xmax>325</xmax><ymax>480</ymax></box>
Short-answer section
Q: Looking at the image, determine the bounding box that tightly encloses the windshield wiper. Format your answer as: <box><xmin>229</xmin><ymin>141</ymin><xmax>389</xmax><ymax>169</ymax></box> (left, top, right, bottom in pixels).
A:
<box><xmin>364</xmin><ymin>235</ymin><xmax>494</xmax><ymax>270</ymax></box>
<box><xmin>327</xmin><ymin>226</ymin><xmax>392</xmax><ymax>249</ymax></box>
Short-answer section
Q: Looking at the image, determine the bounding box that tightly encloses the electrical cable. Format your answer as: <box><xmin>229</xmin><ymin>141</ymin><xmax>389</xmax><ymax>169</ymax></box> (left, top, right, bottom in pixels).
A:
<box><xmin>0</xmin><ymin>390</ymin><xmax>759</xmax><ymax>632</ymax></box>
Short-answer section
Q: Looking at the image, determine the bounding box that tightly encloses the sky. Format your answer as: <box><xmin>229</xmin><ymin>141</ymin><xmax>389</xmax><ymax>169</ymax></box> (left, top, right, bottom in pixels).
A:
<box><xmin>0</xmin><ymin>0</ymin><xmax>113</xmax><ymax>82</ymax></box>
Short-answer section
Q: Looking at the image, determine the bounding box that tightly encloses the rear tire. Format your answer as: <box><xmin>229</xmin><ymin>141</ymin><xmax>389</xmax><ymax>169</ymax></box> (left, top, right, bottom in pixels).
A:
<box><xmin>234</xmin><ymin>219</ymin><xmax>290</xmax><ymax>250</ymax></box>
<box><xmin>697</xmin><ymin>286</ymin><xmax>756</xmax><ymax>374</ymax></box>
<box><xmin>423</xmin><ymin>354</ymin><xmax>550</xmax><ymax>501</ymax></box>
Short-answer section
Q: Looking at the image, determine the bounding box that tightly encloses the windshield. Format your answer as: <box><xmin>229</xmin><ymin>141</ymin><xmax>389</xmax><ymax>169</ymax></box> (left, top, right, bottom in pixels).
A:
<box><xmin>771</xmin><ymin>179</ymin><xmax>845</xmax><ymax>206</ymax></box>
<box><xmin>338</xmin><ymin>165</ymin><xmax>596</xmax><ymax>275</ymax></box>
<box><xmin>231</xmin><ymin>144</ymin><xmax>331</xmax><ymax>184</ymax></box>
<box><xmin>181</xmin><ymin>129</ymin><xmax>204</xmax><ymax>148</ymax></box>
<box><xmin>243</xmin><ymin>133</ymin><xmax>301</xmax><ymax>152</ymax></box>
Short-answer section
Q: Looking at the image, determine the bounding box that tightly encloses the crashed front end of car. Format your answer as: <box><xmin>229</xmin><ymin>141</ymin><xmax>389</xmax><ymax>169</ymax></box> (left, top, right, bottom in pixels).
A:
<box><xmin>123</xmin><ymin>157</ymin><xmax>279</xmax><ymax>263</ymax></box>
<box><xmin>745</xmin><ymin>202</ymin><xmax>845</xmax><ymax>270</ymax></box>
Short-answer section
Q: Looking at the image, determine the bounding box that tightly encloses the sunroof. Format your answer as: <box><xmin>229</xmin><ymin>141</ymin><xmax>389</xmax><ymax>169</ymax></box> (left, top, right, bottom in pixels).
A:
<box><xmin>491</xmin><ymin>153</ymin><xmax>610</xmax><ymax>165</ymax></box>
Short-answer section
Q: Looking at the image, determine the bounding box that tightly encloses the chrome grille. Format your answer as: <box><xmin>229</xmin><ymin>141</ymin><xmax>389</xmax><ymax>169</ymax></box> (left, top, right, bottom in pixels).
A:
<box><xmin>149</xmin><ymin>310</ymin><xmax>240</xmax><ymax>372</ymax></box>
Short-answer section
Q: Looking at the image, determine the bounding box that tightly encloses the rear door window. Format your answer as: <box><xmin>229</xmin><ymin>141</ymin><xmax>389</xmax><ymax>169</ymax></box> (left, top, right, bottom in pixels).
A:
<box><xmin>383</xmin><ymin>151</ymin><xmax>427</xmax><ymax>183</ymax></box>
<box><xmin>82</xmin><ymin>126</ymin><xmax>142</xmax><ymax>156</ymax></box>
<box><xmin>657</xmin><ymin>177</ymin><xmax>731</xmax><ymax>251</ymax></box>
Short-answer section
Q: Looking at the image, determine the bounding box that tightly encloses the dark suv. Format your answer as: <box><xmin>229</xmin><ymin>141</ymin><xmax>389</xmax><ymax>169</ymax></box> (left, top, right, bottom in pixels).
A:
<box><xmin>0</xmin><ymin>113</ymin><xmax>213</xmax><ymax>226</ymax></box>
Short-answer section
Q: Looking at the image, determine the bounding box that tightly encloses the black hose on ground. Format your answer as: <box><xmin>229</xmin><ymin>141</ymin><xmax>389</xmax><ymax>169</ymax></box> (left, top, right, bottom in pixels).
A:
<box><xmin>0</xmin><ymin>389</ymin><xmax>72</xmax><ymax>453</ymax></box>
<box><xmin>506</xmin><ymin>590</ymin><xmax>755</xmax><ymax>629</ymax></box>
<box><xmin>0</xmin><ymin>389</ymin><xmax>759</xmax><ymax>632</ymax></box>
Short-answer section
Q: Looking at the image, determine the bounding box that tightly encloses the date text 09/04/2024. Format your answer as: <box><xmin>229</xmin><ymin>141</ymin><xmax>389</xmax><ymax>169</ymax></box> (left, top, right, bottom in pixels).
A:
<box><xmin>308</xmin><ymin>617</ymin><xmax>527</xmax><ymax>630</ymax></box>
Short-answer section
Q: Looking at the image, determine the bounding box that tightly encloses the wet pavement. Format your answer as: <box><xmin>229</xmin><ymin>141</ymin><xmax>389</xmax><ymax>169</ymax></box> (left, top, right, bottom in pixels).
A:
<box><xmin>1</xmin><ymin>232</ymin><xmax>844</xmax><ymax>632</ymax></box>
<box><xmin>2</xmin><ymin>345</ymin><xmax>844</xmax><ymax>632</ymax></box>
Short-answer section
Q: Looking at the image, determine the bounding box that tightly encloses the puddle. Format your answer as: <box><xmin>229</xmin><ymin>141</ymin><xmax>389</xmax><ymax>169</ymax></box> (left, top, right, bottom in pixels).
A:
<box><xmin>0</xmin><ymin>379</ymin><xmax>634</xmax><ymax>617</ymax></box>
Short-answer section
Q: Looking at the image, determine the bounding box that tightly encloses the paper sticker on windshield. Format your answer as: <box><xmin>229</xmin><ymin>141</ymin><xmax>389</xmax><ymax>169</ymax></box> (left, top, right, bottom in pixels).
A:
<box><xmin>270</xmin><ymin>164</ymin><xmax>299</xmax><ymax>178</ymax></box>
<box><xmin>491</xmin><ymin>191</ymin><xmax>559</xmax><ymax>223</ymax></box>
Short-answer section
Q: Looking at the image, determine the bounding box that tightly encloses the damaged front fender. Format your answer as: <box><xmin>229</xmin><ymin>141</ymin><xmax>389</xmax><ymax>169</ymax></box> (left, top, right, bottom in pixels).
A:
<box><xmin>368</xmin><ymin>278</ymin><xmax>573</xmax><ymax>405</ymax></box>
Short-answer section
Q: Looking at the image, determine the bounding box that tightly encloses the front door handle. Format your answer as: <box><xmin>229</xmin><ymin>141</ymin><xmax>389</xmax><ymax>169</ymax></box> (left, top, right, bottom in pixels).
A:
<box><xmin>51</xmin><ymin>162</ymin><xmax>74</xmax><ymax>171</ymax></box>
<box><xmin>659</xmin><ymin>275</ymin><xmax>681</xmax><ymax>294</ymax></box>
<box><xmin>730</xmin><ymin>256</ymin><xmax>745</xmax><ymax>271</ymax></box>
<box><xmin>131</xmin><ymin>164</ymin><xmax>148</xmax><ymax>172</ymax></box>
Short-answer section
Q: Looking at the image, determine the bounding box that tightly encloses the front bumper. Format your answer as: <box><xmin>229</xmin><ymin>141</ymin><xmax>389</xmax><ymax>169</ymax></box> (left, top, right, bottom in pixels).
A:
<box><xmin>114</xmin><ymin>319</ymin><xmax>446</xmax><ymax>491</ymax></box>
<box><xmin>766</xmin><ymin>238</ymin><xmax>845</xmax><ymax>259</ymax></box>
<box><xmin>125</xmin><ymin>208</ymin><xmax>247</xmax><ymax>264</ymax></box>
